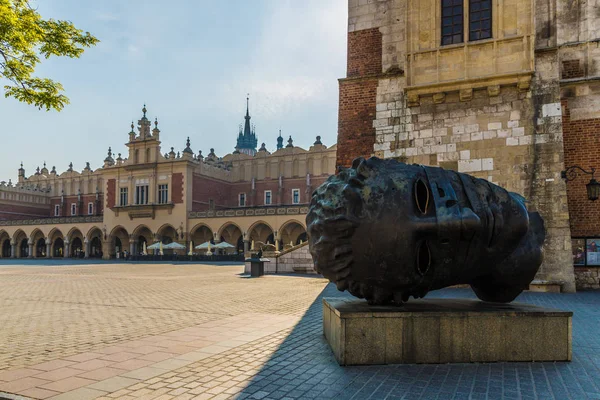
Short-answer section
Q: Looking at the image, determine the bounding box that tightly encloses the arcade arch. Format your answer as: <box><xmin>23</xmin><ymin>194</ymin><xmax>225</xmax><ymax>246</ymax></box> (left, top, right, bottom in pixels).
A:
<box><xmin>132</xmin><ymin>225</ymin><xmax>153</xmax><ymax>255</ymax></box>
<box><xmin>0</xmin><ymin>230</ymin><xmax>10</xmax><ymax>258</ymax></box>
<box><xmin>279</xmin><ymin>220</ymin><xmax>307</xmax><ymax>247</ymax></box>
<box><xmin>247</xmin><ymin>221</ymin><xmax>274</xmax><ymax>247</ymax></box>
<box><xmin>218</xmin><ymin>222</ymin><xmax>244</xmax><ymax>253</ymax></box>
<box><xmin>110</xmin><ymin>226</ymin><xmax>129</xmax><ymax>258</ymax></box>
<box><xmin>30</xmin><ymin>229</ymin><xmax>45</xmax><ymax>257</ymax></box>
<box><xmin>48</xmin><ymin>228</ymin><xmax>65</xmax><ymax>258</ymax></box>
<box><xmin>157</xmin><ymin>224</ymin><xmax>177</xmax><ymax>245</ymax></box>
<box><xmin>190</xmin><ymin>224</ymin><xmax>213</xmax><ymax>246</ymax></box>
<box><xmin>13</xmin><ymin>229</ymin><xmax>28</xmax><ymax>258</ymax></box>
<box><xmin>87</xmin><ymin>227</ymin><xmax>103</xmax><ymax>258</ymax></box>
<box><xmin>67</xmin><ymin>228</ymin><xmax>84</xmax><ymax>258</ymax></box>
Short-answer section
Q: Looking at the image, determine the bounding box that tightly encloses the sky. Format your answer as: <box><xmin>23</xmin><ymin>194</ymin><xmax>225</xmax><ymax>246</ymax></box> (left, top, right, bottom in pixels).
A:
<box><xmin>1</xmin><ymin>0</ymin><xmax>347</xmax><ymax>181</ymax></box>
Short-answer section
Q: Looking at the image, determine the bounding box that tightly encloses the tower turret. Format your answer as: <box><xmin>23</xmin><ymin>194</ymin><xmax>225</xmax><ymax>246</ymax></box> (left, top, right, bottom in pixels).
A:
<box><xmin>236</xmin><ymin>96</ymin><xmax>258</xmax><ymax>156</ymax></box>
<box><xmin>276</xmin><ymin>129</ymin><xmax>284</xmax><ymax>150</ymax></box>
<box><xmin>18</xmin><ymin>162</ymin><xmax>25</xmax><ymax>184</ymax></box>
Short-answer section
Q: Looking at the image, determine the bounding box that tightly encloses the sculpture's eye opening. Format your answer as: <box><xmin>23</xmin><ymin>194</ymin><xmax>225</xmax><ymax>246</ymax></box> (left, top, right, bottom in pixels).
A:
<box><xmin>416</xmin><ymin>240</ymin><xmax>431</xmax><ymax>276</ymax></box>
<box><xmin>414</xmin><ymin>178</ymin><xmax>430</xmax><ymax>214</ymax></box>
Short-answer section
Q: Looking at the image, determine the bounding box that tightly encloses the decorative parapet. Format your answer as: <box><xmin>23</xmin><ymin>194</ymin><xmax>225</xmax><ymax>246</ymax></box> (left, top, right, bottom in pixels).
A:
<box><xmin>189</xmin><ymin>206</ymin><xmax>309</xmax><ymax>219</ymax></box>
<box><xmin>0</xmin><ymin>215</ymin><xmax>103</xmax><ymax>227</ymax></box>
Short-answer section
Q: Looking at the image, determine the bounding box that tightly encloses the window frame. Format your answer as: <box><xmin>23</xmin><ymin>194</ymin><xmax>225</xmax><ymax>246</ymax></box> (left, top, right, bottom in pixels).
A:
<box><xmin>441</xmin><ymin>0</ymin><xmax>493</xmax><ymax>47</ymax></box>
<box><xmin>54</xmin><ymin>204</ymin><xmax>60</xmax><ymax>216</ymax></box>
<box><xmin>239</xmin><ymin>193</ymin><xmax>246</xmax><ymax>207</ymax></box>
<box><xmin>292</xmin><ymin>189</ymin><xmax>300</xmax><ymax>205</ymax></box>
<box><xmin>441</xmin><ymin>0</ymin><xmax>464</xmax><ymax>46</ymax></box>
<box><xmin>88</xmin><ymin>202</ymin><xmax>94</xmax><ymax>215</ymax></box>
<box><xmin>119</xmin><ymin>187</ymin><xmax>128</xmax><ymax>206</ymax></box>
<box><xmin>158</xmin><ymin>184</ymin><xmax>169</xmax><ymax>204</ymax></box>
<box><xmin>71</xmin><ymin>203</ymin><xmax>77</xmax><ymax>216</ymax></box>
<box><xmin>264</xmin><ymin>190</ymin><xmax>272</xmax><ymax>205</ymax></box>
<box><xmin>468</xmin><ymin>0</ymin><xmax>492</xmax><ymax>42</ymax></box>
<box><xmin>135</xmin><ymin>184</ymin><xmax>149</xmax><ymax>205</ymax></box>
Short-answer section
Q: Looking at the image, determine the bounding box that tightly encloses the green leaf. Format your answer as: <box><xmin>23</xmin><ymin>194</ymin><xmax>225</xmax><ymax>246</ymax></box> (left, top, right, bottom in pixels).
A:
<box><xmin>0</xmin><ymin>0</ymin><xmax>99</xmax><ymax>111</ymax></box>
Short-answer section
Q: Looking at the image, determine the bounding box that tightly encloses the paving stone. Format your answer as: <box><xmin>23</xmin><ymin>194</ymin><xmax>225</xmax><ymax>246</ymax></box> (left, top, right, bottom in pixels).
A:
<box><xmin>0</xmin><ymin>263</ymin><xmax>599</xmax><ymax>399</ymax></box>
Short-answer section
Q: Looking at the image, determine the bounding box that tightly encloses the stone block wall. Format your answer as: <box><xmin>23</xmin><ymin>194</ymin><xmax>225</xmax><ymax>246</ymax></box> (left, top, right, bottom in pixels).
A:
<box><xmin>275</xmin><ymin>242</ymin><xmax>316</xmax><ymax>274</ymax></box>
<box><xmin>243</xmin><ymin>242</ymin><xmax>316</xmax><ymax>275</ymax></box>
<box><xmin>372</xmin><ymin>79</ymin><xmax>575</xmax><ymax>291</ymax></box>
<box><xmin>574</xmin><ymin>267</ymin><xmax>600</xmax><ymax>290</ymax></box>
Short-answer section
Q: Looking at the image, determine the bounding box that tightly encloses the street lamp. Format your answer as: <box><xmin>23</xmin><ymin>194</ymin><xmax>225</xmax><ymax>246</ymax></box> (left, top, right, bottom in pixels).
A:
<box><xmin>561</xmin><ymin>165</ymin><xmax>600</xmax><ymax>201</ymax></box>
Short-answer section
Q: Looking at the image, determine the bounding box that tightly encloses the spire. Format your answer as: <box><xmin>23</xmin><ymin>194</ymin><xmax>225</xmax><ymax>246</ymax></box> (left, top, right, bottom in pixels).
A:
<box><xmin>277</xmin><ymin>129</ymin><xmax>284</xmax><ymax>150</ymax></box>
<box><xmin>138</xmin><ymin>105</ymin><xmax>151</xmax><ymax>139</ymax></box>
<box><xmin>243</xmin><ymin>95</ymin><xmax>252</xmax><ymax>136</ymax></box>
<box><xmin>104</xmin><ymin>147</ymin><xmax>115</xmax><ymax>165</ymax></box>
<box><xmin>183</xmin><ymin>137</ymin><xmax>193</xmax><ymax>154</ymax></box>
<box><xmin>236</xmin><ymin>95</ymin><xmax>258</xmax><ymax>156</ymax></box>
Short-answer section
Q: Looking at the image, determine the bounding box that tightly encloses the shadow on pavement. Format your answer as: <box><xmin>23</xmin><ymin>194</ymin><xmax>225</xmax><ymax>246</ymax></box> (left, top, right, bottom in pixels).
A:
<box><xmin>236</xmin><ymin>285</ymin><xmax>600</xmax><ymax>400</ymax></box>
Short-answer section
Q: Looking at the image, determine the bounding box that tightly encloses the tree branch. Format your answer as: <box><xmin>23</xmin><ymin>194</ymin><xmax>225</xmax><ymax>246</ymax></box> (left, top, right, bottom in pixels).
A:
<box><xmin>0</xmin><ymin>48</ymin><xmax>27</xmax><ymax>90</ymax></box>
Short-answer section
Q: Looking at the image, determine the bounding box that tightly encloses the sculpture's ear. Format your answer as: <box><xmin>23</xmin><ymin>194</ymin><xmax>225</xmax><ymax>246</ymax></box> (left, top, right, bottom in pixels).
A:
<box><xmin>528</xmin><ymin>211</ymin><xmax>546</xmax><ymax>247</ymax></box>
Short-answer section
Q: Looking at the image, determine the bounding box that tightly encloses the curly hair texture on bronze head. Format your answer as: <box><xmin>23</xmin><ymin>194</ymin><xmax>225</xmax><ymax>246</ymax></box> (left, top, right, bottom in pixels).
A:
<box><xmin>307</xmin><ymin>157</ymin><xmax>545</xmax><ymax>305</ymax></box>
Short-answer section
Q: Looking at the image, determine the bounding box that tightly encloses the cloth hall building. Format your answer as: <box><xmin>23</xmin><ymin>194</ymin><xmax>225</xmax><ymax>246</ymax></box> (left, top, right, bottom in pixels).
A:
<box><xmin>0</xmin><ymin>104</ymin><xmax>336</xmax><ymax>259</ymax></box>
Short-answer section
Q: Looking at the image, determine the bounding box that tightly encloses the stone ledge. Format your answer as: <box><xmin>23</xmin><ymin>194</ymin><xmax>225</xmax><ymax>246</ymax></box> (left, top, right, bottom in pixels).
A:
<box><xmin>323</xmin><ymin>298</ymin><xmax>572</xmax><ymax>365</ymax></box>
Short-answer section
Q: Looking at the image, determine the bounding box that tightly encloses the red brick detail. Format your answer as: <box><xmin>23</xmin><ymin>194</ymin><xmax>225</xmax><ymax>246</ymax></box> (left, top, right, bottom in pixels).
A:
<box><xmin>191</xmin><ymin>175</ymin><xmax>328</xmax><ymax>211</ymax></box>
<box><xmin>172</xmin><ymin>173</ymin><xmax>184</xmax><ymax>204</ymax></box>
<box><xmin>336</xmin><ymin>28</ymin><xmax>383</xmax><ymax>170</ymax></box>
<box><xmin>347</xmin><ymin>28</ymin><xmax>382</xmax><ymax>78</ymax></box>
<box><xmin>0</xmin><ymin>203</ymin><xmax>49</xmax><ymax>220</ymax></box>
<box><xmin>562</xmin><ymin>99</ymin><xmax>600</xmax><ymax>236</ymax></box>
<box><xmin>192</xmin><ymin>175</ymin><xmax>231</xmax><ymax>211</ymax></box>
<box><xmin>336</xmin><ymin>79</ymin><xmax>379</xmax><ymax>169</ymax></box>
<box><xmin>106</xmin><ymin>179</ymin><xmax>116</xmax><ymax>208</ymax></box>
<box><xmin>562</xmin><ymin>60</ymin><xmax>584</xmax><ymax>80</ymax></box>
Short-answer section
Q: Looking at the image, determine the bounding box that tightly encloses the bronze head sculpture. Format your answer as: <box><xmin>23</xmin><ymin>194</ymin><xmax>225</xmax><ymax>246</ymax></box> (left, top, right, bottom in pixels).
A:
<box><xmin>307</xmin><ymin>157</ymin><xmax>545</xmax><ymax>305</ymax></box>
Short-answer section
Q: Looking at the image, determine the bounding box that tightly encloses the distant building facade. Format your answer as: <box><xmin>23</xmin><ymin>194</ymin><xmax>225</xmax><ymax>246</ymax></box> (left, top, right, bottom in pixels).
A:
<box><xmin>337</xmin><ymin>0</ymin><xmax>600</xmax><ymax>291</ymax></box>
<box><xmin>0</xmin><ymin>104</ymin><xmax>336</xmax><ymax>259</ymax></box>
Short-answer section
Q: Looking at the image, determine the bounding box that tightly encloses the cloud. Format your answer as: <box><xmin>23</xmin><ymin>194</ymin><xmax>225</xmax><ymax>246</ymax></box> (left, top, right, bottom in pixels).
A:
<box><xmin>215</xmin><ymin>0</ymin><xmax>347</xmax><ymax>121</ymax></box>
<box><xmin>95</xmin><ymin>12</ymin><xmax>119</xmax><ymax>22</ymax></box>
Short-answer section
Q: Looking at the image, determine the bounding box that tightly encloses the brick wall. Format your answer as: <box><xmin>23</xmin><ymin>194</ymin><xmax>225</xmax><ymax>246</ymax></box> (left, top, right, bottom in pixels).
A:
<box><xmin>562</xmin><ymin>60</ymin><xmax>585</xmax><ymax>80</ymax></box>
<box><xmin>347</xmin><ymin>28</ymin><xmax>383</xmax><ymax>78</ymax></box>
<box><xmin>192</xmin><ymin>175</ymin><xmax>231</xmax><ymax>211</ymax></box>
<box><xmin>336</xmin><ymin>28</ymin><xmax>382</xmax><ymax>170</ymax></box>
<box><xmin>172</xmin><ymin>173</ymin><xmax>184</xmax><ymax>204</ymax></box>
<box><xmin>192</xmin><ymin>175</ymin><xmax>329</xmax><ymax>211</ymax></box>
<box><xmin>337</xmin><ymin>80</ymin><xmax>379</xmax><ymax>168</ymax></box>
<box><xmin>106</xmin><ymin>179</ymin><xmax>116</xmax><ymax>208</ymax></box>
<box><xmin>0</xmin><ymin>203</ymin><xmax>49</xmax><ymax>220</ymax></box>
<box><xmin>562</xmin><ymin>99</ymin><xmax>600</xmax><ymax>237</ymax></box>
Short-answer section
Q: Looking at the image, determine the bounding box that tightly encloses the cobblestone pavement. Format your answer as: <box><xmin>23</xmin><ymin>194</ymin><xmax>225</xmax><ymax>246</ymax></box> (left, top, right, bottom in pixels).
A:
<box><xmin>0</xmin><ymin>262</ymin><xmax>598</xmax><ymax>399</ymax></box>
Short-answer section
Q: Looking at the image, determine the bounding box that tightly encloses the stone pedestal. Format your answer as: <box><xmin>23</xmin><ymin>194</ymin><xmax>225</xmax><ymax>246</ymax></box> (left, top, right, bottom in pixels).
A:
<box><xmin>323</xmin><ymin>298</ymin><xmax>572</xmax><ymax>366</ymax></box>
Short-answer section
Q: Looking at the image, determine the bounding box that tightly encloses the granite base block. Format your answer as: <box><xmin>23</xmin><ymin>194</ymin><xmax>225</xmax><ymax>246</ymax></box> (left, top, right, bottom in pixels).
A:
<box><xmin>323</xmin><ymin>298</ymin><xmax>572</xmax><ymax>365</ymax></box>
